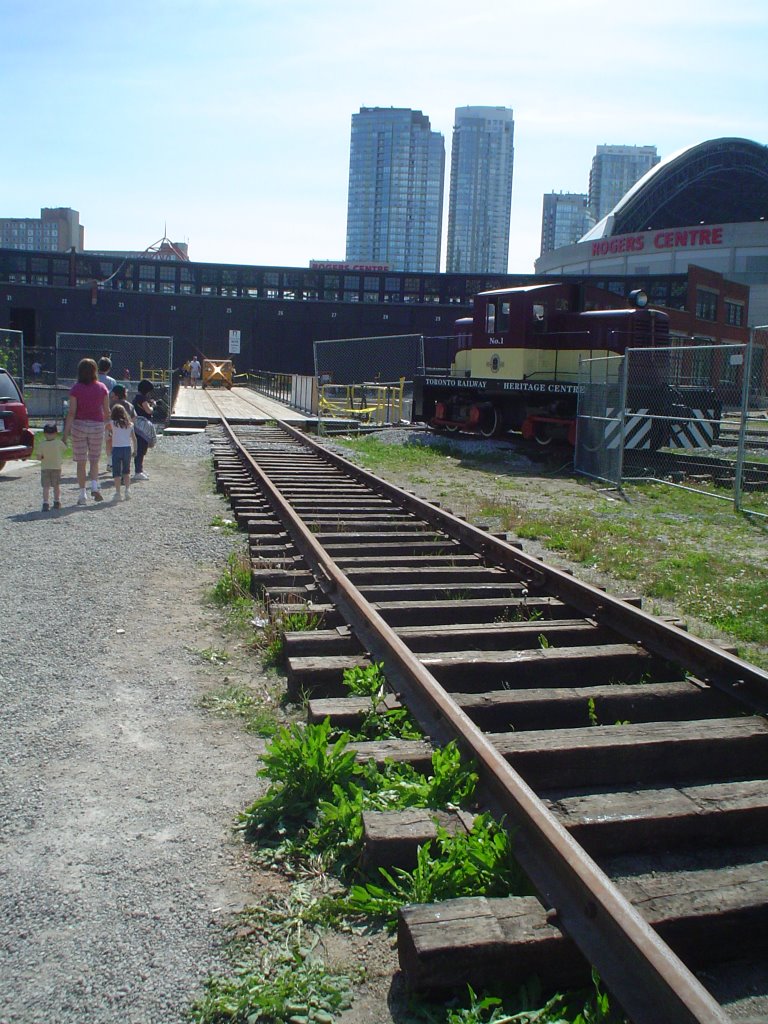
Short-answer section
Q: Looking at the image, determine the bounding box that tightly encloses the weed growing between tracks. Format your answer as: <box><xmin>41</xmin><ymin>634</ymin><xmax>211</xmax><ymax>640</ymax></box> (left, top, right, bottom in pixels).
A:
<box><xmin>342</xmin><ymin>663</ymin><xmax>422</xmax><ymax>740</ymax></box>
<box><xmin>258</xmin><ymin>608</ymin><xmax>323</xmax><ymax>667</ymax></box>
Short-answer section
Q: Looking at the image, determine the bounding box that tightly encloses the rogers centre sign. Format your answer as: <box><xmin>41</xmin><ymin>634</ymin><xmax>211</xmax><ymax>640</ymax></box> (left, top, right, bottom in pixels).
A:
<box><xmin>309</xmin><ymin>260</ymin><xmax>390</xmax><ymax>271</ymax></box>
<box><xmin>591</xmin><ymin>225</ymin><xmax>724</xmax><ymax>257</ymax></box>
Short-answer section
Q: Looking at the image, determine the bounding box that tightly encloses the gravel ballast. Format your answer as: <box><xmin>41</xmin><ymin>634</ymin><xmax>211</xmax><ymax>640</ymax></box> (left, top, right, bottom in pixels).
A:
<box><xmin>0</xmin><ymin>432</ymin><xmax>264</xmax><ymax>1024</ymax></box>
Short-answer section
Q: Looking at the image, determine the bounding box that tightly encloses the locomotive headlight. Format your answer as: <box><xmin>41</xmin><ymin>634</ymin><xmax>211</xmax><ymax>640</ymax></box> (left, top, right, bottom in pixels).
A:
<box><xmin>629</xmin><ymin>289</ymin><xmax>648</xmax><ymax>308</ymax></box>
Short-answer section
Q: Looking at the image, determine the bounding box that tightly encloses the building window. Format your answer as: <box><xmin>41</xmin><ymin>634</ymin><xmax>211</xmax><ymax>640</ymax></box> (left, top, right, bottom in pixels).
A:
<box><xmin>725</xmin><ymin>300</ymin><xmax>744</xmax><ymax>327</ymax></box>
<box><xmin>695</xmin><ymin>288</ymin><xmax>718</xmax><ymax>321</ymax></box>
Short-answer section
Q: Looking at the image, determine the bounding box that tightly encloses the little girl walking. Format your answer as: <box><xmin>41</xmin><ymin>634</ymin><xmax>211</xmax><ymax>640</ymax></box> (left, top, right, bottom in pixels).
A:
<box><xmin>106</xmin><ymin>404</ymin><xmax>136</xmax><ymax>501</ymax></box>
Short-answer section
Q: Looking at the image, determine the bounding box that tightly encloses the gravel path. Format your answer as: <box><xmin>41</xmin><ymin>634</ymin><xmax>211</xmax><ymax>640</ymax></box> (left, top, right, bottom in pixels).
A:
<box><xmin>0</xmin><ymin>432</ymin><xmax>264</xmax><ymax>1024</ymax></box>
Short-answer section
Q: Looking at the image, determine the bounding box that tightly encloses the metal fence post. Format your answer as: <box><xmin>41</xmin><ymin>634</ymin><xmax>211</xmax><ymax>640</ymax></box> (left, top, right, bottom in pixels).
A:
<box><xmin>616</xmin><ymin>353</ymin><xmax>630</xmax><ymax>488</ymax></box>
<box><xmin>733</xmin><ymin>341</ymin><xmax>753</xmax><ymax>513</ymax></box>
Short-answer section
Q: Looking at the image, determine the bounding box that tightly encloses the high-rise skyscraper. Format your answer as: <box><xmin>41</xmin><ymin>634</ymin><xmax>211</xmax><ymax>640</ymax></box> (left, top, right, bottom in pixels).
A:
<box><xmin>446</xmin><ymin>106</ymin><xmax>515</xmax><ymax>274</ymax></box>
<box><xmin>345</xmin><ymin>107</ymin><xmax>445</xmax><ymax>273</ymax></box>
<box><xmin>588</xmin><ymin>145</ymin><xmax>660</xmax><ymax>222</ymax></box>
<box><xmin>540</xmin><ymin>192</ymin><xmax>593</xmax><ymax>255</ymax></box>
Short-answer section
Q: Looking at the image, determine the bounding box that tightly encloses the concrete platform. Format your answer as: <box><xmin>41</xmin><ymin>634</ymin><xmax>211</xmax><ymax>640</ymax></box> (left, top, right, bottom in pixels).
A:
<box><xmin>172</xmin><ymin>385</ymin><xmax>311</xmax><ymax>425</ymax></box>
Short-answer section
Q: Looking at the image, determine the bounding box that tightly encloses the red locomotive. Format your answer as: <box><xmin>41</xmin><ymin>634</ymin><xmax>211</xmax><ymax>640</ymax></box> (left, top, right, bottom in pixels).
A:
<box><xmin>414</xmin><ymin>282</ymin><xmax>673</xmax><ymax>446</ymax></box>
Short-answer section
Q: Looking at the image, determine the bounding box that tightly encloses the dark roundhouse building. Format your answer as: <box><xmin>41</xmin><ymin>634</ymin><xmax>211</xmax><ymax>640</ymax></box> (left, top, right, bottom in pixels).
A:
<box><xmin>0</xmin><ymin>250</ymin><xmax>757</xmax><ymax>387</ymax></box>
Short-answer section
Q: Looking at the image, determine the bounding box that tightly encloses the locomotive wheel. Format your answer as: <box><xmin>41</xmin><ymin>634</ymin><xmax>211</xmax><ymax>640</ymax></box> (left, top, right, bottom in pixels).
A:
<box><xmin>479</xmin><ymin>406</ymin><xmax>499</xmax><ymax>438</ymax></box>
<box><xmin>445</xmin><ymin>423</ymin><xmax>459</xmax><ymax>433</ymax></box>
<box><xmin>579</xmin><ymin>422</ymin><xmax>604</xmax><ymax>453</ymax></box>
<box><xmin>533</xmin><ymin>424</ymin><xmax>554</xmax><ymax>446</ymax></box>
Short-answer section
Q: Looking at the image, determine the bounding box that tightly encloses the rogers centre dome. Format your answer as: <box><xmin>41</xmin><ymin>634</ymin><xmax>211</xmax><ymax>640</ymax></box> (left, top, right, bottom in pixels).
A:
<box><xmin>535</xmin><ymin>137</ymin><xmax>768</xmax><ymax>325</ymax></box>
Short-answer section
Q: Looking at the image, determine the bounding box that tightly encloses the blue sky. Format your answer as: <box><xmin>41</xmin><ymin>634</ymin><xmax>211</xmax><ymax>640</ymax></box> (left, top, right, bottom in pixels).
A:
<box><xmin>2</xmin><ymin>0</ymin><xmax>766</xmax><ymax>272</ymax></box>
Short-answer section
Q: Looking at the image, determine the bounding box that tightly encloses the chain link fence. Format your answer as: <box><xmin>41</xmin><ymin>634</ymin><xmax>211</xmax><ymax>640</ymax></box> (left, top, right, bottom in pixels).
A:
<box><xmin>576</xmin><ymin>342</ymin><xmax>766</xmax><ymax>517</ymax></box>
<box><xmin>313</xmin><ymin>334</ymin><xmax>423</xmax><ymax>424</ymax></box>
<box><xmin>0</xmin><ymin>328</ymin><xmax>24</xmax><ymax>384</ymax></box>
<box><xmin>56</xmin><ymin>332</ymin><xmax>173</xmax><ymax>421</ymax></box>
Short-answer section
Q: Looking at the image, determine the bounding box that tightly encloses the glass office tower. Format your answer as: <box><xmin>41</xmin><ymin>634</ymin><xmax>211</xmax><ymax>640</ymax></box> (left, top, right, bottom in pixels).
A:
<box><xmin>540</xmin><ymin>192</ymin><xmax>593</xmax><ymax>255</ymax></box>
<box><xmin>446</xmin><ymin>106</ymin><xmax>515</xmax><ymax>274</ymax></box>
<box><xmin>588</xmin><ymin>145</ymin><xmax>659</xmax><ymax>222</ymax></box>
<box><xmin>345</xmin><ymin>107</ymin><xmax>445</xmax><ymax>273</ymax></box>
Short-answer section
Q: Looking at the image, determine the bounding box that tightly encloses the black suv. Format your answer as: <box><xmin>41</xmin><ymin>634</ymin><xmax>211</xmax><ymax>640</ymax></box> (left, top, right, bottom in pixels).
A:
<box><xmin>0</xmin><ymin>368</ymin><xmax>34</xmax><ymax>471</ymax></box>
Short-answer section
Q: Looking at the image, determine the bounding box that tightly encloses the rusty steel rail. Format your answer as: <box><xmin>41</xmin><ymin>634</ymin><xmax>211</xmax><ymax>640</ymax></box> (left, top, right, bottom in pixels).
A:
<box><xmin>210</xmin><ymin>410</ymin><xmax>767</xmax><ymax>1023</ymax></box>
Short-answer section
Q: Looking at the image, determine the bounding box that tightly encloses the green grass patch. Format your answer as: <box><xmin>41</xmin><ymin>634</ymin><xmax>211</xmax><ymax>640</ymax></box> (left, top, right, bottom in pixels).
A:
<box><xmin>198</xmin><ymin>647</ymin><xmax>230</xmax><ymax>665</ymax></box>
<box><xmin>407</xmin><ymin>971</ymin><xmax>626</xmax><ymax>1023</ymax></box>
<box><xmin>478</xmin><ymin>483</ymin><xmax>768</xmax><ymax>663</ymax></box>
<box><xmin>198</xmin><ymin>683</ymin><xmax>280</xmax><ymax>737</ymax></box>
<box><xmin>257</xmin><ymin>608</ymin><xmax>323</xmax><ymax>667</ymax></box>
<box><xmin>344</xmin><ymin>814</ymin><xmax>532</xmax><ymax>930</ymax></box>
<box><xmin>190</xmin><ymin>888</ymin><xmax>355</xmax><ymax>1024</ymax></box>
<box><xmin>239</xmin><ymin>721</ymin><xmax>477</xmax><ymax>876</ymax></box>
<box><xmin>337</xmin><ymin>434</ymin><xmax>496</xmax><ymax>472</ymax></box>
<box><xmin>210</xmin><ymin>513</ymin><xmax>240</xmax><ymax>533</ymax></box>
<box><xmin>209</xmin><ymin>550</ymin><xmax>254</xmax><ymax>632</ymax></box>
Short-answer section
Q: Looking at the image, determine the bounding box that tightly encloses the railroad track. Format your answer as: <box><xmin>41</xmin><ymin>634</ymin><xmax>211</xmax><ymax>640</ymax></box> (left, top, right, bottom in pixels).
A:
<box><xmin>623</xmin><ymin>448</ymin><xmax>768</xmax><ymax>490</ymax></box>
<box><xmin>207</xmin><ymin>406</ymin><xmax>768</xmax><ymax>1024</ymax></box>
